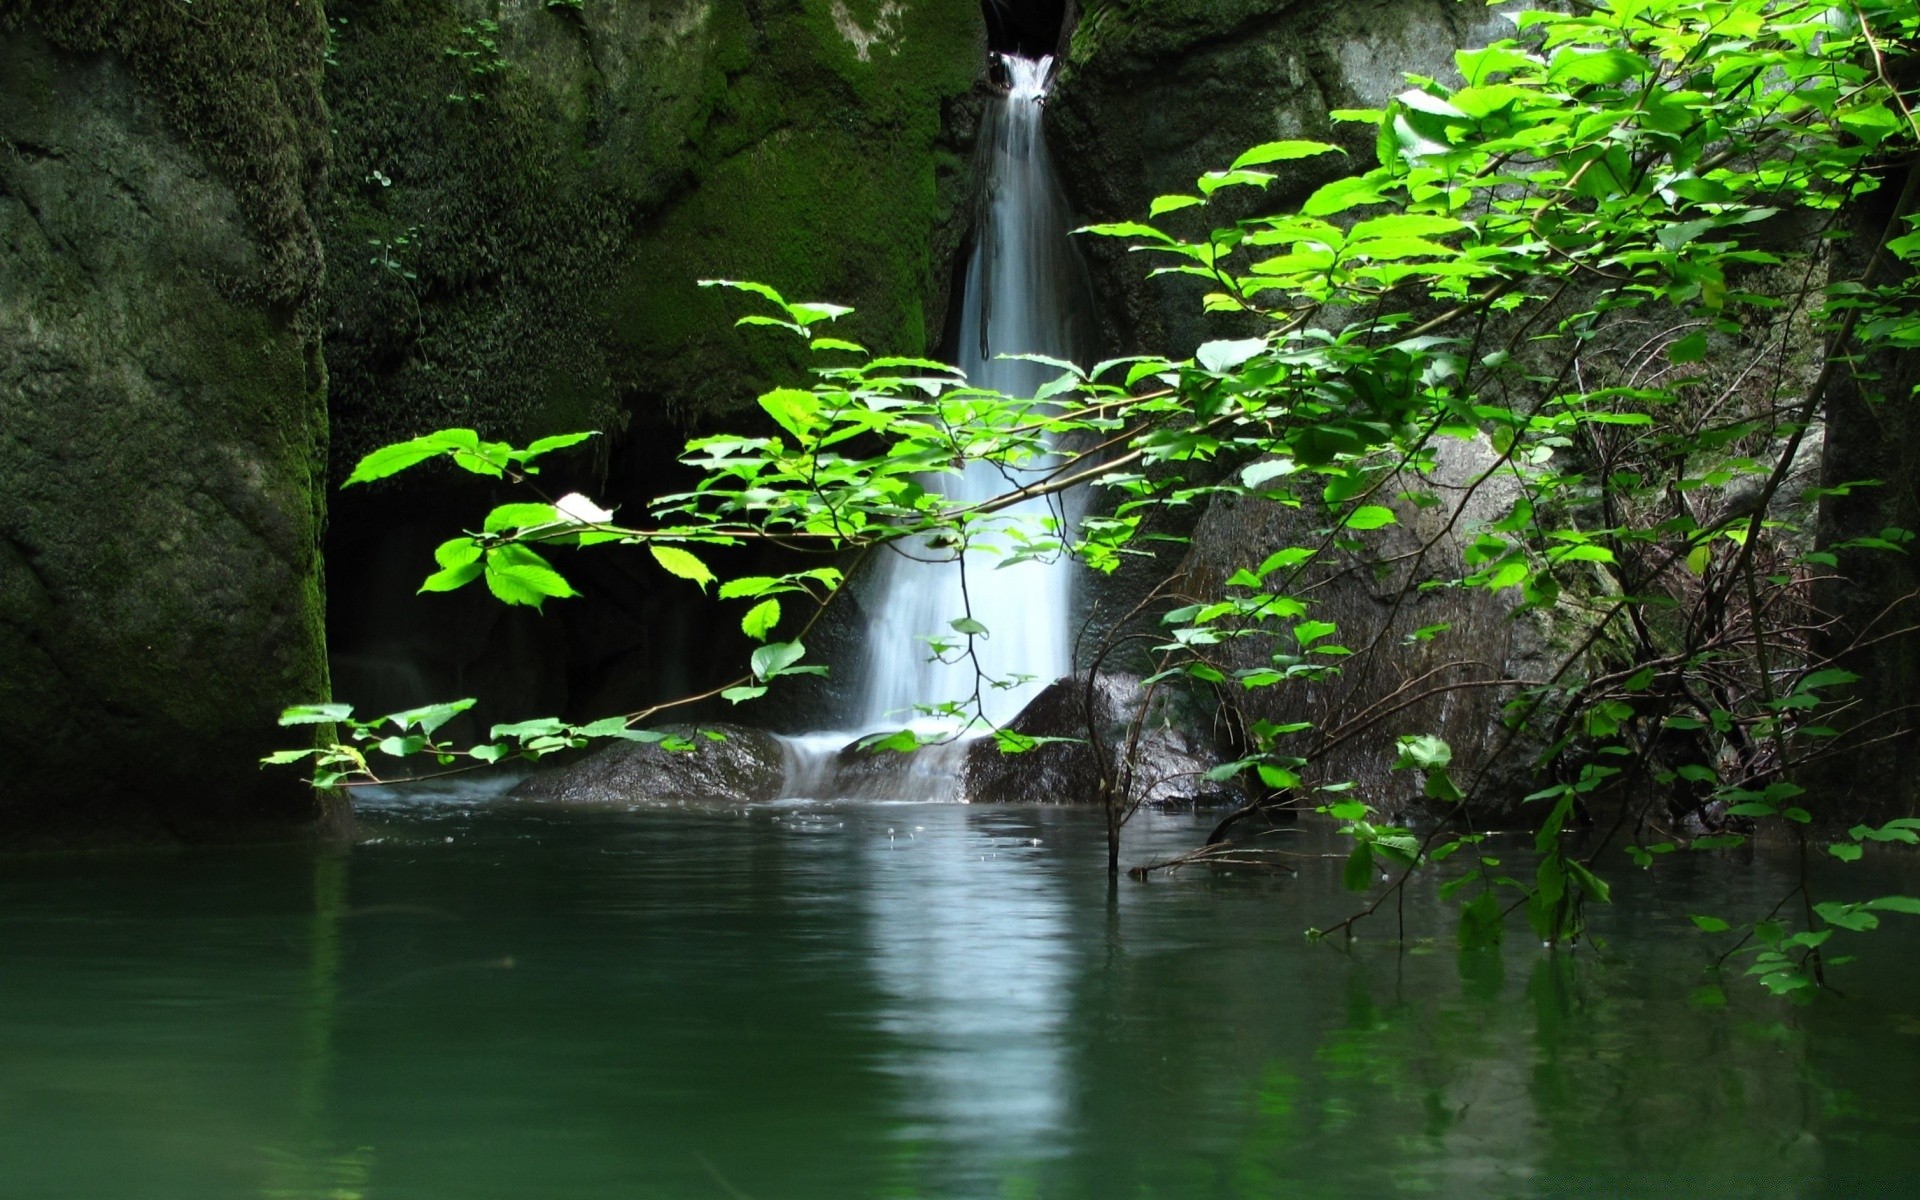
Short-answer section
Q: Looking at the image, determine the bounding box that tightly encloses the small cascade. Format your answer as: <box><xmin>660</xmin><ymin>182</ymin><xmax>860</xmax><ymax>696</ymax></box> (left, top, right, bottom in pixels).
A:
<box><xmin>858</xmin><ymin>54</ymin><xmax>1084</xmax><ymax>733</ymax></box>
<box><xmin>780</xmin><ymin>53</ymin><xmax>1090</xmax><ymax>800</ymax></box>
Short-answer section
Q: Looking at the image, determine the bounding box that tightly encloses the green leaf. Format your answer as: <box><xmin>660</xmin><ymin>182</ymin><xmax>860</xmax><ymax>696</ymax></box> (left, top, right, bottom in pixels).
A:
<box><xmin>419</xmin><ymin>560</ymin><xmax>484</xmax><ymax>593</ymax></box>
<box><xmin>1302</xmin><ymin>175</ymin><xmax>1385</xmax><ymax>216</ymax></box>
<box><xmin>700</xmin><ymin>278</ymin><xmax>786</xmax><ymax>305</ymax></box>
<box><xmin>1828</xmin><ymin>842</ymin><xmax>1864</xmax><ymax>862</ymax></box>
<box><xmin>1348</xmin><ymin>213</ymin><xmax>1467</xmax><ymax>241</ymax></box>
<box><xmin>949</xmin><ymin>617</ymin><xmax>989</xmax><ymax>636</ymax></box>
<box><xmin>484</xmin><ymin>544</ymin><xmax>578</xmax><ymax>609</ymax></box>
<box><xmin>1553</xmin><ymin>543</ymin><xmax>1616</xmax><ymax>564</ymax></box>
<box><xmin>722</xmin><ymin>685</ymin><xmax>768</xmax><ymax>704</ymax></box>
<box><xmin>1690</xmin><ymin>914</ymin><xmax>1730</xmax><ymax>933</ymax></box>
<box><xmin>1292</xmin><ymin>619</ymin><xmax>1337</xmax><ymax>646</ymax></box>
<box><xmin>1256</xmin><ymin>763</ymin><xmax>1301</xmax><ymax>790</ymax></box>
<box><xmin>859</xmin><ymin>729</ymin><xmax>921</xmax><ymax>753</ymax></box>
<box><xmin>810</xmin><ymin>336</ymin><xmax>866</xmax><ymax>354</ymax></box>
<box><xmin>1865</xmin><ymin>896</ymin><xmax>1920</xmax><ymax>915</ymax></box>
<box><xmin>741</xmin><ymin>598</ymin><xmax>781</xmax><ymax>642</ymax></box>
<box><xmin>1075</xmin><ymin>220</ymin><xmax>1173</xmax><ymax>243</ymax></box>
<box><xmin>521</xmin><ymin>431</ymin><xmax>596</xmax><ymax>460</ymax></box>
<box><xmin>1343</xmin><ymin>842</ymin><xmax>1374</xmax><ymax>893</ymax></box>
<box><xmin>787</xmin><ymin>301</ymin><xmax>853</xmax><ymax>326</ymax></box>
<box><xmin>343</xmin><ymin>429</ymin><xmax>479</xmax><ymax>487</ymax></box>
<box><xmin>1197</xmin><ymin>168</ymin><xmax>1275</xmax><ymax>195</ymax></box>
<box><xmin>993</xmin><ymin>729</ymin><xmax>1077</xmax><ymax>754</ymax></box>
<box><xmin>650</xmin><ymin>545</ymin><xmax>716</xmax><ymax>591</ymax></box>
<box><xmin>1566</xmin><ymin>859</ymin><xmax>1611</xmax><ymax>904</ymax></box>
<box><xmin>1815</xmin><ymin>901</ymin><xmax>1880</xmax><ymax>932</ymax></box>
<box><xmin>1798</xmin><ymin>668</ymin><xmax>1861</xmax><ymax>691</ymax></box>
<box><xmin>758</xmin><ymin>387</ymin><xmax>822</xmax><ymax>441</ymax></box>
<box><xmin>1257</xmin><ymin>547</ymin><xmax>1315</xmax><ymax>576</ymax></box>
<box><xmin>490</xmin><ymin>717</ymin><xmax>567</xmax><ymax>740</ymax></box>
<box><xmin>750</xmin><ymin>640</ymin><xmax>806</xmax><ymax>681</ymax></box>
<box><xmin>1547</xmin><ymin>46</ymin><xmax>1647</xmax><ymax>85</ymax></box>
<box><xmin>1394</xmin><ymin>734</ymin><xmax>1452</xmax><ymax>771</ymax></box>
<box><xmin>434</xmin><ymin>538</ymin><xmax>483</xmax><ymax>569</ymax></box>
<box><xmin>718</xmin><ymin>576</ymin><xmax>780</xmax><ymax>600</ymax></box>
<box><xmin>1344</xmin><ymin>505</ymin><xmax>1397</xmax><ymax>530</ymax></box>
<box><xmin>1149</xmin><ymin>194</ymin><xmax>1204</xmax><ymax>217</ymax></box>
<box><xmin>483</xmin><ymin>503</ymin><xmax>561</xmax><ymax>532</ymax></box>
<box><xmin>388</xmin><ymin>698</ymin><xmax>476</xmax><ymax>735</ymax></box>
<box><xmin>1195</xmin><ymin>338</ymin><xmax>1265</xmax><ymax>373</ymax></box>
<box><xmin>1458</xmin><ymin>891</ymin><xmax>1504</xmax><ymax>948</ymax></box>
<box><xmin>1668</xmin><ymin>331</ymin><xmax>1708</xmax><ymax>363</ymax></box>
<box><xmin>1230</xmin><ymin>140</ymin><xmax>1341</xmax><ymax>170</ymax></box>
<box><xmin>1241</xmin><ymin>459</ymin><xmax>1293</xmax><ymax>489</ymax></box>
<box><xmin>280</xmin><ymin>703</ymin><xmax>353</xmax><ymax>726</ymax></box>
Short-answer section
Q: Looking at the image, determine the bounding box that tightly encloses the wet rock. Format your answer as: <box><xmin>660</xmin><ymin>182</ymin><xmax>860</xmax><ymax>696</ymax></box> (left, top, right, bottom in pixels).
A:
<box><xmin>0</xmin><ymin>16</ymin><xmax>343</xmax><ymax>843</ymax></box>
<box><xmin>781</xmin><ymin>733</ymin><xmax>974</xmax><ymax>803</ymax></box>
<box><xmin>511</xmin><ymin>725</ymin><xmax>788</xmax><ymax>808</ymax></box>
<box><xmin>1050</xmin><ymin>0</ymin><xmax>1512</xmax><ymax>360</ymax></box>
<box><xmin>964</xmin><ymin>673</ymin><xmax>1232</xmax><ymax>805</ymax></box>
<box><xmin>1173</xmin><ymin>435</ymin><xmax>1558</xmax><ymax>819</ymax></box>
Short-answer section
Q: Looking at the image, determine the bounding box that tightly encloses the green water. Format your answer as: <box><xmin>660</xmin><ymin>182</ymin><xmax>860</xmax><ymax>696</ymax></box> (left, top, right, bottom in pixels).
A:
<box><xmin>2</xmin><ymin>797</ymin><xmax>1917</xmax><ymax>1199</ymax></box>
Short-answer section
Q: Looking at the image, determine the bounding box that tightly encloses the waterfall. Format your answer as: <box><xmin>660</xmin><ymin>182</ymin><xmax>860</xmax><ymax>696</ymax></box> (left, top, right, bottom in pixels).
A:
<box><xmin>782</xmin><ymin>54</ymin><xmax>1090</xmax><ymax>800</ymax></box>
<box><xmin>858</xmin><ymin>54</ymin><xmax>1085</xmax><ymax>733</ymax></box>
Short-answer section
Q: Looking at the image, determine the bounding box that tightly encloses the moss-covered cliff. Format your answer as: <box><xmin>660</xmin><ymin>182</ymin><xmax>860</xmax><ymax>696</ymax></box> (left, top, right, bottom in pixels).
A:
<box><xmin>320</xmin><ymin>0</ymin><xmax>989</xmax><ymax>733</ymax></box>
<box><xmin>322</xmin><ymin>0</ymin><xmax>986</xmax><ymax>469</ymax></box>
<box><xmin>0</xmin><ymin>0</ymin><xmax>342</xmax><ymax>842</ymax></box>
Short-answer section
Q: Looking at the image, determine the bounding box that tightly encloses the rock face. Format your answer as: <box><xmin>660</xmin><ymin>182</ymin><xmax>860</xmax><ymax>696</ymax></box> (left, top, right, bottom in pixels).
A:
<box><xmin>1048</xmin><ymin>0</ymin><xmax>1509</xmax><ymax>358</ymax></box>
<box><xmin>1812</xmin><ymin>169</ymin><xmax>1920</xmax><ymax>818</ymax></box>
<box><xmin>0</xmin><ymin>6</ymin><xmax>343</xmax><ymax>842</ymax></box>
<box><xmin>964</xmin><ymin>673</ymin><xmax>1231</xmax><ymax>806</ymax></box>
<box><xmin>1174</xmin><ymin>439</ymin><xmax>1556</xmax><ymax>819</ymax></box>
<box><xmin>511</xmin><ymin>725</ymin><xmax>789</xmax><ymax>807</ymax></box>
<box><xmin>323</xmin><ymin>0</ymin><xmax>987</xmax><ymax>469</ymax></box>
<box><xmin>1043</xmin><ymin>2</ymin><xmax>1548</xmax><ymax>818</ymax></box>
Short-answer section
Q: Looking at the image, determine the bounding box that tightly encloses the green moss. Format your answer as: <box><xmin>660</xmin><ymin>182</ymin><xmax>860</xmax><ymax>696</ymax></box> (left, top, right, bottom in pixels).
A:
<box><xmin>607</xmin><ymin>0</ymin><xmax>982</xmax><ymax>420</ymax></box>
<box><xmin>322</xmin><ymin>0</ymin><xmax>984</xmax><ymax>471</ymax></box>
<box><xmin>0</xmin><ymin>0</ymin><xmax>329</xmax><ymax>309</ymax></box>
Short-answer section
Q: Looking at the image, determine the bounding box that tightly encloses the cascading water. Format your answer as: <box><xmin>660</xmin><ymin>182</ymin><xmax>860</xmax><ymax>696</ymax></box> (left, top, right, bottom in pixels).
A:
<box><xmin>857</xmin><ymin>55</ymin><xmax>1085</xmax><ymax>733</ymax></box>
<box><xmin>781</xmin><ymin>54</ymin><xmax>1091</xmax><ymax>799</ymax></box>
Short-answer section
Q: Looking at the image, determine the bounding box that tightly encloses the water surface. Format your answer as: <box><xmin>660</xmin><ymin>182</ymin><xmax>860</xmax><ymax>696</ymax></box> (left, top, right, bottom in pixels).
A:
<box><xmin>3</xmin><ymin>800</ymin><xmax>1917</xmax><ymax>1198</ymax></box>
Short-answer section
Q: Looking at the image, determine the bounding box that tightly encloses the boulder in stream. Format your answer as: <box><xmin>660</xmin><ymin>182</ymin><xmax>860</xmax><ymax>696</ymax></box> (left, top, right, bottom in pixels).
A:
<box><xmin>511</xmin><ymin>725</ymin><xmax>788</xmax><ymax>809</ymax></box>
<box><xmin>964</xmin><ymin>673</ymin><xmax>1232</xmax><ymax>806</ymax></box>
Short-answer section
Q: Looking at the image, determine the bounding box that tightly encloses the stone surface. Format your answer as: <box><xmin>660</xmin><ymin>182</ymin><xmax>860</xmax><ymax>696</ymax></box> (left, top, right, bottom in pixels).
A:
<box><xmin>322</xmin><ymin>0</ymin><xmax>988</xmax><ymax>470</ymax></box>
<box><xmin>1048</xmin><ymin>0</ymin><xmax>1509</xmax><ymax>359</ymax></box>
<box><xmin>1043</xmin><ymin>1</ymin><xmax>1551</xmax><ymax>819</ymax></box>
<box><xmin>511</xmin><ymin>724</ymin><xmax>789</xmax><ymax>807</ymax></box>
<box><xmin>0</xmin><ymin>10</ymin><xmax>343</xmax><ymax>842</ymax></box>
<box><xmin>1812</xmin><ymin>167</ymin><xmax>1920</xmax><ymax>819</ymax></box>
<box><xmin>964</xmin><ymin>672</ymin><xmax>1231</xmax><ymax>805</ymax></box>
<box><xmin>1173</xmin><ymin>437</ymin><xmax>1558</xmax><ymax>819</ymax></box>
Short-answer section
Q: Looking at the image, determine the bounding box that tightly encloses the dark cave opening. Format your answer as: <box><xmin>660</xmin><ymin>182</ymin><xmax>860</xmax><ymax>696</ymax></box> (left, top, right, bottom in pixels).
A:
<box><xmin>982</xmin><ymin>0</ymin><xmax>1072</xmax><ymax>59</ymax></box>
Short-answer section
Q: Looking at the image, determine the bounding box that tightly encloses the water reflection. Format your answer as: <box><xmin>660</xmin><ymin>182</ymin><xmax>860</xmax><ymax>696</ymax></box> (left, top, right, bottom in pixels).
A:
<box><xmin>859</xmin><ymin>809</ymin><xmax>1073</xmax><ymax>1187</ymax></box>
<box><xmin>0</xmin><ymin>805</ymin><xmax>1915</xmax><ymax>1198</ymax></box>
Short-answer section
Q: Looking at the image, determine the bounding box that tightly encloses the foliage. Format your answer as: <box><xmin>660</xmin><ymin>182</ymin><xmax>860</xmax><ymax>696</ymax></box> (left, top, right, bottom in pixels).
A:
<box><xmin>281</xmin><ymin>0</ymin><xmax>1920</xmax><ymax>992</ymax></box>
<box><xmin>444</xmin><ymin>19</ymin><xmax>507</xmax><ymax>104</ymax></box>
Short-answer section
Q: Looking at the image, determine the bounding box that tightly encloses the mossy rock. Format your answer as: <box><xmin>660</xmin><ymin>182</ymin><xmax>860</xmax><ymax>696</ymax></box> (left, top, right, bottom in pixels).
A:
<box><xmin>0</xmin><ymin>15</ymin><xmax>341</xmax><ymax>842</ymax></box>
<box><xmin>322</xmin><ymin>0</ymin><xmax>986</xmax><ymax>473</ymax></box>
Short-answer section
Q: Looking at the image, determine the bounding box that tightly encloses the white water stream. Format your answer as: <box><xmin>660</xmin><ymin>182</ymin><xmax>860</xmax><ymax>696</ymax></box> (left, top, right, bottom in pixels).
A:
<box><xmin>782</xmin><ymin>55</ymin><xmax>1087</xmax><ymax>799</ymax></box>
